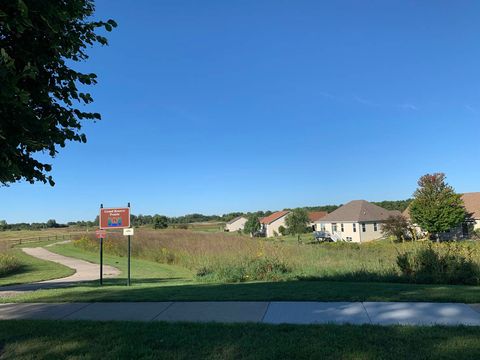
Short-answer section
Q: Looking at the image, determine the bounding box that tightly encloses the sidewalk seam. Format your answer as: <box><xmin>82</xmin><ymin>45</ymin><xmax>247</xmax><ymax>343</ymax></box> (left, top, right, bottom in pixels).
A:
<box><xmin>260</xmin><ymin>302</ymin><xmax>271</xmax><ymax>323</ymax></box>
<box><xmin>59</xmin><ymin>303</ymin><xmax>93</xmax><ymax>320</ymax></box>
<box><xmin>361</xmin><ymin>302</ymin><xmax>372</xmax><ymax>324</ymax></box>
<box><xmin>150</xmin><ymin>302</ymin><xmax>175</xmax><ymax>321</ymax></box>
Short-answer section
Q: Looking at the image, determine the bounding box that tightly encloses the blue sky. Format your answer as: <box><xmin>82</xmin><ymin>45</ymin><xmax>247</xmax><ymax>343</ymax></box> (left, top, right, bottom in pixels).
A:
<box><xmin>2</xmin><ymin>0</ymin><xmax>480</xmax><ymax>223</ymax></box>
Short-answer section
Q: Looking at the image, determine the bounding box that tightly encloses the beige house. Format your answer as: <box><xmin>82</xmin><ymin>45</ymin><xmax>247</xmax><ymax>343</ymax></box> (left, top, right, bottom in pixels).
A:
<box><xmin>315</xmin><ymin>200</ymin><xmax>400</xmax><ymax>243</ymax></box>
<box><xmin>260</xmin><ymin>211</ymin><xmax>290</xmax><ymax>237</ymax></box>
<box><xmin>404</xmin><ymin>192</ymin><xmax>480</xmax><ymax>239</ymax></box>
<box><xmin>224</xmin><ymin>216</ymin><xmax>248</xmax><ymax>232</ymax></box>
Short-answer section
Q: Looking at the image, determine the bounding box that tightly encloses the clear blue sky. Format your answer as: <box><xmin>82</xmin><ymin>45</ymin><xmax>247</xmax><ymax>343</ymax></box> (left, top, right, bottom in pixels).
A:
<box><xmin>2</xmin><ymin>0</ymin><xmax>480</xmax><ymax>223</ymax></box>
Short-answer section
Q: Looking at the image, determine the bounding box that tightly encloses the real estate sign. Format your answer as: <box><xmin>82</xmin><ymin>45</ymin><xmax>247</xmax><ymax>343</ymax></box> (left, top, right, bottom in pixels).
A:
<box><xmin>100</xmin><ymin>207</ymin><xmax>130</xmax><ymax>229</ymax></box>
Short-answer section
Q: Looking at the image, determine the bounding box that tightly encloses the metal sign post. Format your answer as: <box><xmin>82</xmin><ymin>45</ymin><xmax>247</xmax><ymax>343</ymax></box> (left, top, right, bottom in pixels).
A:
<box><xmin>97</xmin><ymin>205</ymin><xmax>107</xmax><ymax>286</ymax></box>
<box><xmin>127</xmin><ymin>202</ymin><xmax>131</xmax><ymax>286</ymax></box>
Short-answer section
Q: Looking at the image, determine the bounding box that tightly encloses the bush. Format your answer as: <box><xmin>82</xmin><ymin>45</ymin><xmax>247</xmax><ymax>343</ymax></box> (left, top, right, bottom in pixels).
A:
<box><xmin>396</xmin><ymin>242</ymin><xmax>480</xmax><ymax>285</ymax></box>
<box><xmin>278</xmin><ymin>225</ymin><xmax>287</xmax><ymax>236</ymax></box>
<box><xmin>0</xmin><ymin>253</ymin><xmax>21</xmax><ymax>277</ymax></box>
<box><xmin>196</xmin><ymin>256</ymin><xmax>292</xmax><ymax>283</ymax></box>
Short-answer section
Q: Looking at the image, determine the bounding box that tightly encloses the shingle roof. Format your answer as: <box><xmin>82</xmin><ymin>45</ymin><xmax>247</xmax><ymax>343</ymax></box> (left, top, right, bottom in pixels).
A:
<box><xmin>308</xmin><ymin>211</ymin><xmax>328</xmax><ymax>222</ymax></box>
<box><xmin>317</xmin><ymin>200</ymin><xmax>400</xmax><ymax>222</ymax></box>
<box><xmin>462</xmin><ymin>192</ymin><xmax>480</xmax><ymax>219</ymax></box>
<box><xmin>259</xmin><ymin>211</ymin><xmax>290</xmax><ymax>225</ymax></box>
<box><xmin>226</xmin><ymin>216</ymin><xmax>247</xmax><ymax>225</ymax></box>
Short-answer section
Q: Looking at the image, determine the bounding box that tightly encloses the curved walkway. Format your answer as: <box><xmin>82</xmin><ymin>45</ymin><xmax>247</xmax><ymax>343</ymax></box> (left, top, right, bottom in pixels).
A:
<box><xmin>0</xmin><ymin>247</ymin><xmax>120</xmax><ymax>296</ymax></box>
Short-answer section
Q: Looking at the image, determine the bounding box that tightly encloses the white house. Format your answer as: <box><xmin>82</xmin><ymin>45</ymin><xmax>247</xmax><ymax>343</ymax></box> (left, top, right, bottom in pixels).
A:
<box><xmin>224</xmin><ymin>216</ymin><xmax>248</xmax><ymax>232</ymax></box>
<box><xmin>259</xmin><ymin>211</ymin><xmax>290</xmax><ymax>237</ymax></box>
<box><xmin>315</xmin><ymin>200</ymin><xmax>400</xmax><ymax>243</ymax></box>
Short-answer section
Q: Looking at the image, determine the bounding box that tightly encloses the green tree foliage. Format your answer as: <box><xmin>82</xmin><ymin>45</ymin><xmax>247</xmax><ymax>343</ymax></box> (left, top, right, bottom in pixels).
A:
<box><xmin>243</xmin><ymin>215</ymin><xmax>260</xmax><ymax>236</ymax></box>
<box><xmin>409</xmin><ymin>173</ymin><xmax>466</xmax><ymax>240</ymax></box>
<box><xmin>381</xmin><ymin>215</ymin><xmax>410</xmax><ymax>242</ymax></box>
<box><xmin>153</xmin><ymin>215</ymin><xmax>168</xmax><ymax>229</ymax></box>
<box><xmin>278</xmin><ymin>225</ymin><xmax>287</xmax><ymax>236</ymax></box>
<box><xmin>0</xmin><ymin>0</ymin><xmax>116</xmax><ymax>185</ymax></box>
<box><xmin>372</xmin><ymin>200</ymin><xmax>412</xmax><ymax>212</ymax></box>
<box><xmin>46</xmin><ymin>219</ymin><xmax>58</xmax><ymax>228</ymax></box>
<box><xmin>301</xmin><ymin>205</ymin><xmax>340</xmax><ymax>213</ymax></box>
<box><xmin>285</xmin><ymin>209</ymin><xmax>310</xmax><ymax>242</ymax></box>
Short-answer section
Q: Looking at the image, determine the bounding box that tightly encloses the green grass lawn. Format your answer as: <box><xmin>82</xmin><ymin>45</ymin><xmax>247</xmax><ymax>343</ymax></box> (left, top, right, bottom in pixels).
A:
<box><xmin>47</xmin><ymin>242</ymin><xmax>194</xmax><ymax>283</ymax></box>
<box><xmin>3</xmin><ymin>242</ymin><xmax>480</xmax><ymax>303</ymax></box>
<box><xmin>1</xmin><ymin>320</ymin><xmax>479</xmax><ymax>359</ymax></box>
<box><xmin>0</xmin><ymin>248</ymin><xmax>74</xmax><ymax>287</ymax></box>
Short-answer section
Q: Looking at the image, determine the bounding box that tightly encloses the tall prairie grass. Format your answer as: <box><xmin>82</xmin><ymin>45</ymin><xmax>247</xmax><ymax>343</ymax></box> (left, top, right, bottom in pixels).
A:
<box><xmin>73</xmin><ymin>229</ymin><xmax>480</xmax><ymax>284</ymax></box>
<box><xmin>0</xmin><ymin>243</ymin><xmax>21</xmax><ymax>277</ymax></box>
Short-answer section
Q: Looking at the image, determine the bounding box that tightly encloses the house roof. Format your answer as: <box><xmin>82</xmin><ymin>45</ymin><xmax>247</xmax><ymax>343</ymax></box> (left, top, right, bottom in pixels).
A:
<box><xmin>259</xmin><ymin>211</ymin><xmax>290</xmax><ymax>225</ymax></box>
<box><xmin>226</xmin><ymin>216</ymin><xmax>247</xmax><ymax>225</ymax></box>
<box><xmin>461</xmin><ymin>192</ymin><xmax>480</xmax><ymax>219</ymax></box>
<box><xmin>308</xmin><ymin>211</ymin><xmax>328</xmax><ymax>222</ymax></box>
<box><xmin>403</xmin><ymin>192</ymin><xmax>480</xmax><ymax>220</ymax></box>
<box><xmin>317</xmin><ymin>200</ymin><xmax>400</xmax><ymax>222</ymax></box>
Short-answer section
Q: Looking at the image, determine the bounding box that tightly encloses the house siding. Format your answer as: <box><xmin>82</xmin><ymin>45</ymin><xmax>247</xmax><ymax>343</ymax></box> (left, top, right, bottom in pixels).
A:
<box><xmin>316</xmin><ymin>221</ymin><xmax>384</xmax><ymax>243</ymax></box>
<box><xmin>225</xmin><ymin>217</ymin><xmax>247</xmax><ymax>232</ymax></box>
<box><xmin>265</xmin><ymin>216</ymin><xmax>288</xmax><ymax>237</ymax></box>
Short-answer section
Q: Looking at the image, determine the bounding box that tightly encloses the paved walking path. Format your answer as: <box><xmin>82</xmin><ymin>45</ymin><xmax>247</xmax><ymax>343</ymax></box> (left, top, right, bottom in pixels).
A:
<box><xmin>0</xmin><ymin>247</ymin><xmax>120</xmax><ymax>296</ymax></box>
<box><xmin>1</xmin><ymin>301</ymin><xmax>480</xmax><ymax>326</ymax></box>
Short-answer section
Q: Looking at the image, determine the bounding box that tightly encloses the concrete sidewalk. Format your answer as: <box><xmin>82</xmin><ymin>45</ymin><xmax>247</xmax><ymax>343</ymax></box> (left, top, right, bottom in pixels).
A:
<box><xmin>1</xmin><ymin>301</ymin><xmax>480</xmax><ymax>326</ymax></box>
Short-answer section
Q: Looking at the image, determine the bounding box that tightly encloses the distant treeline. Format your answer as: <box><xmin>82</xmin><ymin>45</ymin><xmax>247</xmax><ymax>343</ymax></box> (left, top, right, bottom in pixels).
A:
<box><xmin>1</xmin><ymin>199</ymin><xmax>411</xmax><ymax>230</ymax></box>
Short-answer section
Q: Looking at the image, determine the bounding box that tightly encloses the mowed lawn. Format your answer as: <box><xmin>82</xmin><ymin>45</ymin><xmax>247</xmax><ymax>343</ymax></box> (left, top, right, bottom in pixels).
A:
<box><xmin>0</xmin><ymin>248</ymin><xmax>74</xmax><ymax>287</ymax></box>
<box><xmin>4</xmin><ymin>242</ymin><xmax>480</xmax><ymax>304</ymax></box>
<box><xmin>1</xmin><ymin>321</ymin><xmax>480</xmax><ymax>360</ymax></box>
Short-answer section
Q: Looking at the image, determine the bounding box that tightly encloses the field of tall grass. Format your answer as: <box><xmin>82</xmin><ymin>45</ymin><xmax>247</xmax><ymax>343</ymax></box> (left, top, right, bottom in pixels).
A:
<box><xmin>73</xmin><ymin>229</ymin><xmax>480</xmax><ymax>284</ymax></box>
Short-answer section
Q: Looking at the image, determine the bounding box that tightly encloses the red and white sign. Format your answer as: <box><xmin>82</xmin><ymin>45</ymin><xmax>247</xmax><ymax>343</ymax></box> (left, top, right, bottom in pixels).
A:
<box><xmin>95</xmin><ymin>230</ymin><xmax>107</xmax><ymax>239</ymax></box>
<box><xmin>100</xmin><ymin>207</ymin><xmax>130</xmax><ymax>229</ymax></box>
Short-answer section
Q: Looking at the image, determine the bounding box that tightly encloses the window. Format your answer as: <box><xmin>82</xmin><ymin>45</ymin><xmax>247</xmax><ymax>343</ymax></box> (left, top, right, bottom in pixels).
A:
<box><xmin>353</xmin><ymin>223</ymin><xmax>356</xmax><ymax>232</ymax></box>
<box><xmin>361</xmin><ymin>223</ymin><xmax>366</xmax><ymax>232</ymax></box>
<box><xmin>374</xmin><ymin>223</ymin><xmax>378</xmax><ymax>232</ymax></box>
<box><xmin>332</xmin><ymin>223</ymin><xmax>337</xmax><ymax>232</ymax></box>
<box><xmin>346</xmin><ymin>237</ymin><xmax>353</xmax><ymax>242</ymax></box>
<box><xmin>341</xmin><ymin>223</ymin><xmax>344</xmax><ymax>232</ymax></box>
<box><xmin>321</xmin><ymin>224</ymin><xmax>326</xmax><ymax>232</ymax></box>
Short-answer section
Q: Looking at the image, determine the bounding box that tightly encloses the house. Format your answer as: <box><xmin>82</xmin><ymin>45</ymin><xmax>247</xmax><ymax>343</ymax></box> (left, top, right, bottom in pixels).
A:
<box><xmin>259</xmin><ymin>210</ymin><xmax>290</xmax><ymax>237</ymax></box>
<box><xmin>403</xmin><ymin>192</ymin><xmax>480</xmax><ymax>239</ymax></box>
<box><xmin>224</xmin><ymin>216</ymin><xmax>248</xmax><ymax>232</ymax></box>
<box><xmin>315</xmin><ymin>200</ymin><xmax>401</xmax><ymax>243</ymax></box>
<box><xmin>307</xmin><ymin>211</ymin><xmax>328</xmax><ymax>231</ymax></box>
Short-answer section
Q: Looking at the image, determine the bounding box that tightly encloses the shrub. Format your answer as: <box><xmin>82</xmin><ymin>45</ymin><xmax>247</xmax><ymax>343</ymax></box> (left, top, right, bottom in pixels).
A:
<box><xmin>278</xmin><ymin>225</ymin><xmax>287</xmax><ymax>236</ymax></box>
<box><xmin>196</xmin><ymin>256</ymin><xmax>292</xmax><ymax>283</ymax></box>
<box><xmin>396</xmin><ymin>242</ymin><xmax>480</xmax><ymax>285</ymax></box>
<box><xmin>0</xmin><ymin>253</ymin><xmax>21</xmax><ymax>277</ymax></box>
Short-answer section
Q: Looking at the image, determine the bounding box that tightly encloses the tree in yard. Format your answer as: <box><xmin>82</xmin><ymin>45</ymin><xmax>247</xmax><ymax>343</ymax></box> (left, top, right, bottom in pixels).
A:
<box><xmin>243</xmin><ymin>215</ymin><xmax>260</xmax><ymax>236</ymax></box>
<box><xmin>409</xmin><ymin>173</ymin><xmax>466</xmax><ymax>241</ymax></box>
<box><xmin>285</xmin><ymin>209</ymin><xmax>309</xmax><ymax>243</ymax></box>
<box><xmin>381</xmin><ymin>215</ymin><xmax>410</xmax><ymax>242</ymax></box>
<box><xmin>0</xmin><ymin>0</ymin><xmax>116</xmax><ymax>186</ymax></box>
<box><xmin>153</xmin><ymin>215</ymin><xmax>168</xmax><ymax>229</ymax></box>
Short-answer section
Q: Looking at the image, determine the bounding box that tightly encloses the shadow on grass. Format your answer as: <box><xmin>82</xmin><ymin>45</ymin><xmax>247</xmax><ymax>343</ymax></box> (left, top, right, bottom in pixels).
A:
<box><xmin>9</xmin><ymin>277</ymin><xmax>480</xmax><ymax>303</ymax></box>
<box><xmin>1</xmin><ymin>320</ymin><xmax>480</xmax><ymax>359</ymax></box>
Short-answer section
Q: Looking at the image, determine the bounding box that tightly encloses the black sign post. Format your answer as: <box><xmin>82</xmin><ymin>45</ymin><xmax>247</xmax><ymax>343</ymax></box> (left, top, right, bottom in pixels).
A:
<box><xmin>100</xmin><ymin>204</ymin><xmax>103</xmax><ymax>286</ymax></box>
<box><xmin>127</xmin><ymin>202</ymin><xmax>131</xmax><ymax>286</ymax></box>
